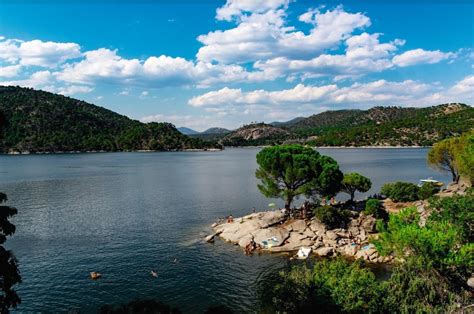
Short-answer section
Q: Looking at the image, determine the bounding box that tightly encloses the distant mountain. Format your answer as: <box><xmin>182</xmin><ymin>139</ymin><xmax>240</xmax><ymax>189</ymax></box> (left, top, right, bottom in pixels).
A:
<box><xmin>177</xmin><ymin>127</ymin><xmax>199</xmax><ymax>135</ymax></box>
<box><xmin>0</xmin><ymin>86</ymin><xmax>219</xmax><ymax>153</ymax></box>
<box><xmin>221</xmin><ymin>123</ymin><xmax>290</xmax><ymax>146</ymax></box>
<box><xmin>270</xmin><ymin>117</ymin><xmax>305</xmax><ymax>127</ymax></box>
<box><xmin>201</xmin><ymin>127</ymin><xmax>231</xmax><ymax>135</ymax></box>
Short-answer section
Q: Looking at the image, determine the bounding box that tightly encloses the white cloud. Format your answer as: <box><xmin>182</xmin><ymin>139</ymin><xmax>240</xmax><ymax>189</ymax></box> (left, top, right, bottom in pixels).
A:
<box><xmin>188</xmin><ymin>77</ymin><xmax>473</xmax><ymax>115</ymax></box>
<box><xmin>0</xmin><ymin>38</ymin><xmax>81</xmax><ymax>67</ymax></box>
<box><xmin>216</xmin><ymin>0</ymin><xmax>289</xmax><ymax>21</ymax></box>
<box><xmin>0</xmin><ymin>65</ymin><xmax>21</xmax><ymax>77</ymax></box>
<box><xmin>1</xmin><ymin>70</ymin><xmax>93</xmax><ymax>95</ymax></box>
<box><xmin>392</xmin><ymin>48</ymin><xmax>454</xmax><ymax>67</ymax></box>
<box><xmin>197</xmin><ymin>6</ymin><xmax>371</xmax><ymax>64</ymax></box>
<box><xmin>255</xmin><ymin>33</ymin><xmax>402</xmax><ymax>80</ymax></box>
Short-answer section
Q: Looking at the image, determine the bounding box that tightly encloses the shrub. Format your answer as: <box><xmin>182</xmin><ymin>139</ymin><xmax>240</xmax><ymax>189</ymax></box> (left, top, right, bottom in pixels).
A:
<box><xmin>313</xmin><ymin>205</ymin><xmax>349</xmax><ymax>229</ymax></box>
<box><xmin>381</xmin><ymin>181</ymin><xmax>420</xmax><ymax>202</ymax></box>
<box><xmin>363</xmin><ymin>198</ymin><xmax>388</xmax><ymax>221</ymax></box>
<box><xmin>418</xmin><ymin>182</ymin><xmax>440</xmax><ymax>200</ymax></box>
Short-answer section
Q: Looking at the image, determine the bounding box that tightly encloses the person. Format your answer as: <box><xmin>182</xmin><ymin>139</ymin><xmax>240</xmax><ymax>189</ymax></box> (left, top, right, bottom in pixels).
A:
<box><xmin>227</xmin><ymin>215</ymin><xmax>234</xmax><ymax>223</ymax></box>
<box><xmin>252</xmin><ymin>207</ymin><xmax>256</xmax><ymax>213</ymax></box>
<box><xmin>245</xmin><ymin>238</ymin><xmax>256</xmax><ymax>255</ymax></box>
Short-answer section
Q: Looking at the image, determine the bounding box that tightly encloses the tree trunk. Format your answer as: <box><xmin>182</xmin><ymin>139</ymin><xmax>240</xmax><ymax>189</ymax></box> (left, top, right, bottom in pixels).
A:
<box><xmin>350</xmin><ymin>191</ymin><xmax>355</xmax><ymax>202</ymax></box>
<box><xmin>285</xmin><ymin>196</ymin><xmax>293</xmax><ymax>210</ymax></box>
<box><xmin>450</xmin><ymin>167</ymin><xmax>459</xmax><ymax>183</ymax></box>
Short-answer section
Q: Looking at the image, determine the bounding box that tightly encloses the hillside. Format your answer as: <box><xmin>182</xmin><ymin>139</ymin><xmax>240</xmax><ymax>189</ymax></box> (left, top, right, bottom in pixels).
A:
<box><xmin>0</xmin><ymin>86</ymin><xmax>219</xmax><ymax>153</ymax></box>
<box><xmin>217</xmin><ymin>104</ymin><xmax>472</xmax><ymax>147</ymax></box>
<box><xmin>177</xmin><ymin>127</ymin><xmax>199</xmax><ymax>135</ymax></box>
<box><xmin>221</xmin><ymin>123</ymin><xmax>290</xmax><ymax>146</ymax></box>
<box><xmin>291</xmin><ymin>103</ymin><xmax>473</xmax><ymax>146</ymax></box>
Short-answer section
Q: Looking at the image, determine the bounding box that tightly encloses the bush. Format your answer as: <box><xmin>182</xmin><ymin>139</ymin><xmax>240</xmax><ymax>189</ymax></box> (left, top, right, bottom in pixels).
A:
<box><xmin>381</xmin><ymin>181</ymin><xmax>420</xmax><ymax>202</ymax></box>
<box><xmin>271</xmin><ymin>258</ymin><xmax>384</xmax><ymax>313</ymax></box>
<box><xmin>363</xmin><ymin>198</ymin><xmax>388</xmax><ymax>221</ymax></box>
<box><xmin>313</xmin><ymin>205</ymin><xmax>349</xmax><ymax>229</ymax></box>
<box><xmin>418</xmin><ymin>182</ymin><xmax>440</xmax><ymax>200</ymax></box>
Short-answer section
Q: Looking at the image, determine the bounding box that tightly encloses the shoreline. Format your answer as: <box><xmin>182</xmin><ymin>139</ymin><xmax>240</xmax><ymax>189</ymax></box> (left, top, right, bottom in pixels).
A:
<box><xmin>224</xmin><ymin>145</ymin><xmax>431</xmax><ymax>149</ymax></box>
<box><xmin>2</xmin><ymin>148</ymin><xmax>223</xmax><ymax>155</ymax></box>
<box><xmin>208</xmin><ymin>209</ymin><xmax>393</xmax><ymax>263</ymax></box>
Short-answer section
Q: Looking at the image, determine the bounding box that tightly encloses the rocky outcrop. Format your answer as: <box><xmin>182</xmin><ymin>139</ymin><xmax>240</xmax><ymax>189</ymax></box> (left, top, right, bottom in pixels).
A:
<box><xmin>210</xmin><ymin>210</ymin><xmax>392</xmax><ymax>263</ymax></box>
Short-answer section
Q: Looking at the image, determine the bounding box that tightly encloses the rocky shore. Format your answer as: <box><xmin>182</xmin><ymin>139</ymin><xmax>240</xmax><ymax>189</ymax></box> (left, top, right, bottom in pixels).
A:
<box><xmin>209</xmin><ymin>210</ymin><xmax>393</xmax><ymax>263</ymax></box>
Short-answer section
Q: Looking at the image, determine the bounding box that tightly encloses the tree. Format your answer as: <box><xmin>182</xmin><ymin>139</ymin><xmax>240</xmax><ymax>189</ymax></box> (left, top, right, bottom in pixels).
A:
<box><xmin>428</xmin><ymin>137</ymin><xmax>463</xmax><ymax>183</ymax></box>
<box><xmin>0</xmin><ymin>192</ymin><xmax>21</xmax><ymax>312</ymax></box>
<box><xmin>457</xmin><ymin>131</ymin><xmax>473</xmax><ymax>184</ymax></box>
<box><xmin>341</xmin><ymin>173</ymin><xmax>372</xmax><ymax>202</ymax></box>
<box><xmin>381</xmin><ymin>181</ymin><xmax>420</xmax><ymax>202</ymax></box>
<box><xmin>255</xmin><ymin>145</ymin><xmax>342</xmax><ymax>210</ymax></box>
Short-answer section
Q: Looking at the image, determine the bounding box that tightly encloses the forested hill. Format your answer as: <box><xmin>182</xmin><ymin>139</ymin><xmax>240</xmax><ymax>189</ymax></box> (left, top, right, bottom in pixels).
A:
<box><xmin>0</xmin><ymin>86</ymin><xmax>219</xmax><ymax>153</ymax></box>
<box><xmin>291</xmin><ymin>103</ymin><xmax>473</xmax><ymax>146</ymax></box>
<box><xmin>216</xmin><ymin>103</ymin><xmax>473</xmax><ymax>147</ymax></box>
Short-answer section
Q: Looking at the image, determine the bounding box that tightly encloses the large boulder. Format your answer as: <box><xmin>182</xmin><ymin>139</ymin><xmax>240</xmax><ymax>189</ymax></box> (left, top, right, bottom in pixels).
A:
<box><xmin>254</xmin><ymin>227</ymin><xmax>290</xmax><ymax>248</ymax></box>
<box><xmin>308</xmin><ymin>218</ymin><xmax>327</xmax><ymax>236</ymax></box>
<box><xmin>284</xmin><ymin>219</ymin><xmax>307</xmax><ymax>233</ymax></box>
<box><xmin>316</xmin><ymin>247</ymin><xmax>334</xmax><ymax>257</ymax></box>
<box><xmin>360</xmin><ymin>215</ymin><xmax>377</xmax><ymax>233</ymax></box>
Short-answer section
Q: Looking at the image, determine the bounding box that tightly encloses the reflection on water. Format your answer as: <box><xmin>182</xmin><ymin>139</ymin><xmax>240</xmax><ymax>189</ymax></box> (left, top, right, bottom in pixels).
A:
<box><xmin>0</xmin><ymin>148</ymin><xmax>448</xmax><ymax>312</ymax></box>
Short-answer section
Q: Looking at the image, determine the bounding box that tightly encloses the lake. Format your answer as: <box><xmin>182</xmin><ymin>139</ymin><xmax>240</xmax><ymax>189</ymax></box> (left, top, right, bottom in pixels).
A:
<box><xmin>0</xmin><ymin>148</ymin><xmax>449</xmax><ymax>313</ymax></box>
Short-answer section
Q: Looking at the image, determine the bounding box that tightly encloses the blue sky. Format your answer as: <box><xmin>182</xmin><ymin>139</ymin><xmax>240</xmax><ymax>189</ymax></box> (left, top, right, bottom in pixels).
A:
<box><xmin>0</xmin><ymin>0</ymin><xmax>472</xmax><ymax>130</ymax></box>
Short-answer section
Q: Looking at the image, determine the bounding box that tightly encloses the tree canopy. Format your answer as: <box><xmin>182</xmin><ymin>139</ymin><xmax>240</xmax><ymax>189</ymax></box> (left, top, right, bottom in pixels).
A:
<box><xmin>427</xmin><ymin>131</ymin><xmax>473</xmax><ymax>183</ymax></box>
<box><xmin>341</xmin><ymin>172</ymin><xmax>372</xmax><ymax>202</ymax></box>
<box><xmin>255</xmin><ymin>145</ymin><xmax>342</xmax><ymax>209</ymax></box>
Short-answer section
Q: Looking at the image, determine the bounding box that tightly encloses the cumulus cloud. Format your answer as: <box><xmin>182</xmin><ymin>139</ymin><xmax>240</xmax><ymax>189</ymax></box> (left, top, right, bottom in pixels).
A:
<box><xmin>1</xmin><ymin>70</ymin><xmax>93</xmax><ymax>95</ymax></box>
<box><xmin>216</xmin><ymin>0</ymin><xmax>290</xmax><ymax>21</ymax></box>
<box><xmin>392</xmin><ymin>48</ymin><xmax>454</xmax><ymax>67</ymax></box>
<box><xmin>0</xmin><ymin>38</ymin><xmax>81</xmax><ymax>67</ymax></box>
<box><xmin>197</xmin><ymin>6</ymin><xmax>371</xmax><ymax>64</ymax></box>
<box><xmin>0</xmin><ymin>65</ymin><xmax>22</xmax><ymax>77</ymax></box>
<box><xmin>188</xmin><ymin>77</ymin><xmax>473</xmax><ymax>113</ymax></box>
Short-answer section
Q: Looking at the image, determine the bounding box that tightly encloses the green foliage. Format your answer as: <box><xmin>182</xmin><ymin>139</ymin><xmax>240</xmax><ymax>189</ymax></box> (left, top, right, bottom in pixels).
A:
<box><xmin>374</xmin><ymin>194</ymin><xmax>473</xmax><ymax>277</ymax></box>
<box><xmin>341</xmin><ymin>172</ymin><xmax>372</xmax><ymax>202</ymax></box>
<box><xmin>0</xmin><ymin>192</ymin><xmax>21</xmax><ymax>312</ymax></box>
<box><xmin>381</xmin><ymin>181</ymin><xmax>420</xmax><ymax>202</ymax></box>
<box><xmin>272</xmin><ymin>258</ymin><xmax>383</xmax><ymax>313</ymax></box>
<box><xmin>312</xmin><ymin>205</ymin><xmax>349</xmax><ymax>229</ymax></box>
<box><xmin>0</xmin><ymin>86</ymin><xmax>219</xmax><ymax>153</ymax></box>
<box><xmin>428</xmin><ymin>136</ymin><xmax>464</xmax><ymax>183</ymax></box>
<box><xmin>457</xmin><ymin>131</ymin><xmax>474</xmax><ymax>183</ymax></box>
<box><xmin>255</xmin><ymin>145</ymin><xmax>342</xmax><ymax>209</ymax></box>
<box><xmin>381</xmin><ymin>259</ymin><xmax>461</xmax><ymax>314</ymax></box>
<box><xmin>363</xmin><ymin>198</ymin><xmax>387</xmax><ymax>220</ymax></box>
<box><xmin>418</xmin><ymin>182</ymin><xmax>440</xmax><ymax>200</ymax></box>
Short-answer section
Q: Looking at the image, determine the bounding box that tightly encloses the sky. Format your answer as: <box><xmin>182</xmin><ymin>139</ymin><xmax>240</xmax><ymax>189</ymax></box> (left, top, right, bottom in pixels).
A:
<box><xmin>0</xmin><ymin>0</ymin><xmax>473</xmax><ymax>131</ymax></box>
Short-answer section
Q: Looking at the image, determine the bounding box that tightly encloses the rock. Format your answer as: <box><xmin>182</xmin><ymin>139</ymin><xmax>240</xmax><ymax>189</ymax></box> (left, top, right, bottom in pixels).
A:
<box><xmin>238</xmin><ymin>234</ymin><xmax>254</xmax><ymax>248</ymax></box>
<box><xmin>254</xmin><ymin>227</ymin><xmax>290</xmax><ymax>248</ymax></box>
<box><xmin>361</xmin><ymin>216</ymin><xmax>377</xmax><ymax>233</ymax></box>
<box><xmin>257</xmin><ymin>210</ymin><xmax>285</xmax><ymax>228</ymax></box>
<box><xmin>316</xmin><ymin>247</ymin><xmax>334</xmax><ymax>257</ymax></box>
<box><xmin>308</xmin><ymin>218</ymin><xmax>326</xmax><ymax>235</ymax></box>
<box><xmin>467</xmin><ymin>277</ymin><xmax>474</xmax><ymax>288</ymax></box>
<box><xmin>338</xmin><ymin>244</ymin><xmax>357</xmax><ymax>256</ymax></box>
<box><xmin>211</xmin><ymin>222</ymin><xmax>218</xmax><ymax>228</ymax></box>
<box><xmin>312</xmin><ymin>241</ymin><xmax>324</xmax><ymax>250</ymax></box>
<box><xmin>325</xmin><ymin>230</ymin><xmax>338</xmax><ymax>240</ymax></box>
<box><xmin>358</xmin><ymin>229</ymin><xmax>367</xmax><ymax>242</ymax></box>
<box><xmin>205</xmin><ymin>234</ymin><xmax>215</xmax><ymax>243</ymax></box>
<box><xmin>336</xmin><ymin>230</ymin><xmax>350</xmax><ymax>238</ymax></box>
<box><xmin>285</xmin><ymin>219</ymin><xmax>307</xmax><ymax>233</ymax></box>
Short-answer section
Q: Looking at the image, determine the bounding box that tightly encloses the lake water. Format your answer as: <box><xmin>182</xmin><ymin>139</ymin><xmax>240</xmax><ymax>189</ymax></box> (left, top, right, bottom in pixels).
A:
<box><xmin>0</xmin><ymin>148</ymin><xmax>449</xmax><ymax>313</ymax></box>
